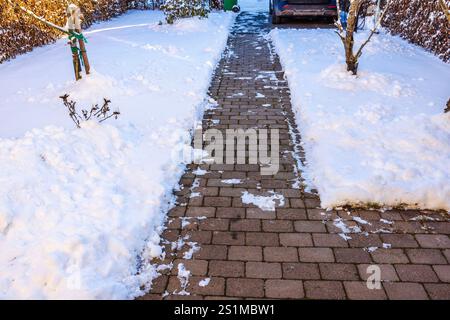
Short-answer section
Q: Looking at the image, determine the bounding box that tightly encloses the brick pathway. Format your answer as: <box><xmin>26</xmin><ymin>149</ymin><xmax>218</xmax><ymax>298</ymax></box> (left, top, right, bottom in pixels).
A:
<box><xmin>140</xmin><ymin>12</ymin><xmax>450</xmax><ymax>300</ymax></box>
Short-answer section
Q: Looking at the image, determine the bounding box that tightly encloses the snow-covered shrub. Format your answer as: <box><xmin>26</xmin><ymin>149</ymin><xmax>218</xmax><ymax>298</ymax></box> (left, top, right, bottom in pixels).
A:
<box><xmin>383</xmin><ymin>0</ymin><xmax>450</xmax><ymax>62</ymax></box>
<box><xmin>161</xmin><ymin>0</ymin><xmax>210</xmax><ymax>24</ymax></box>
<box><xmin>0</xmin><ymin>0</ymin><xmax>150</xmax><ymax>64</ymax></box>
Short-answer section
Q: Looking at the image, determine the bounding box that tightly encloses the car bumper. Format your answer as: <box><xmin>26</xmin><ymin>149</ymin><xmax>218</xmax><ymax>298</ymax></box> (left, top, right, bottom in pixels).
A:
<box><xmin>275</xmin><ymin>5</ymin><xmax>337</xmax><ymax>17</ymax></box>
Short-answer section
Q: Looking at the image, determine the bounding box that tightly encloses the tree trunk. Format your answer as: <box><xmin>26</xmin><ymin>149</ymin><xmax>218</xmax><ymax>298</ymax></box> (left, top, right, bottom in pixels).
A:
<box><xmin>343</xmin><ymin>0</ymin><xmax>360</xmax><ymax>74</ymax></box>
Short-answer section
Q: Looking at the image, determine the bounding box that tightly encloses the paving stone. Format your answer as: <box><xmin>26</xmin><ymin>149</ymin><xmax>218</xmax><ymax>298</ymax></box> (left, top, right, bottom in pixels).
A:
<box><xmin>216</xmin><ymin>207</ymin><xmax>245</xmax><ymax>218</ymax></box>
<box><xmin>227</xmin><ymin>278</ymin><xmax>264</xmax><ymax>298</ymax></box>
<box><xmin>304</xmin><ymin>281</ymin><xmax>346</xmax><ymax>299</ymax></box>
<box><xmin>406</xmin><ymin>249</ymin><xmax>447</xmax><ymax>264</ymax></box>
<box><xmin>424</xmin><ymin>284</ymin><xmax>450</xmax><ymax>300</ymax></box>
<box><xmin>313</xmin><ymin>233</ymin><xmax>349</xmax><ymax>247</ymax></box>
<box><xmin>246</xmin><ymin>262</ymin><xmax>282</xmax><ymax>279</ymax></box>
<box><xmin>229</xmin><ymin>245</ymin><xmax>263</xmax><ymax>261</ymax></box>
<box><xmin>444</xmin><ymin>249</ymin><xmax>450</xmax><ymax>263</ymax></box>
<box><xmin>186</xmin><ymin>207</ymin><xmax>216</xmax><ymax>217</ymax></box>
<box><xmin>357</xmin><ymin>264</ymin><xmax>399</xmax><ymax>282</ymax></box>
<box><xmin>172</xmin><ymin>259</ymin><xmax>208</xmax><ymax>276</ymax></box>
<box><xmin>282</xmin><ymin>263</ymin><xmax>321</xmax><ymax>280</ymax></box>
<box><xmin>246</xmin><ymin>207</ymin><xmax>276</xmax><ymax>219</ymax></box>
<box><xmin>416</xmin><ymin>235</ymin><xmax>450</xmax><ymax>248</ymax></box>
<box><xmin>230</xmin><ymin>219</ymin><xmax>261</xmax><ymax>232</ymax></box>
<box><xmin>279</xmin><ymin>233</ymin><xmax>313</xmax><ymax>247</ymax></box>
<box><xmin>212</xmin><ymin>231</ymin><xmax>245</xmax><ymax>245</ymax></box>
<box><xmin>204</xmin><ymin>197</ymin><xmax>232</xmax><ymax>207</ymax></box>
<box><xmin>383</xmin><ymin>282</ymin><xmax>428</xmax><ymax>300</ymax></box>
<box><xmin>265</xmin><ymin>280</ymin><xmax>304</xmax><ymax>299</ymax></box>
<box><xmin>319</xmin><ymin>263</ymin><xmax>360</xmax><ymax>281</ymax></box>
<box><xmin>298</xmin><ymin>248</ymin><xmax>334</xmax><ymax>263</ymax></box>
<box><xmin>277</xmin><ymin>208</ymin><xmax>307</xmax><ymax>220</ymax></box>
<box><xmin>395</xmin><ymin>264</ymin><xmax>439</xmax><ymax>283</ymax></box>
<box><xmin>187</xmin><ymin>276</ymin><xmax>225</xmax><ymax>296</ymax></box>
<box><xmin>262</xmin><ymin>220</ymin><xmax>293</xmax><ymax>232</ymax></box>
<box><xmin>380</xmin><ymin>234</ymin><xmax>419</xmax><ymax>248</ymax></box>
<box><xmin>246</xmin><ymin>232</ymin><xmax>279</xmax><ymax>246</ymax></box>
<box><xmin>294</xmin><ymin>221</ymin><xmax>327</xmax><ymax>233</ymax></box>
<box><xmin>264</xmin><ymin>247</ymin><xmax>298</xmax><ymax>262</ymax></box>
<box><xmin>371</xmin><ymin>249</ymin><xmax>409</xmax><ymax>264</ymax></box>
<box><xmin>209</xmin><ymin>260</ymin><xmax>245</xmax><ymax>278</ymax></box>
<box><xmin>198</xmin><ymin>218</ymin><xmax>229</xmax><ymax>231</ymax></box>
<box><xmin>344</xmin><ymin>281</ymin><xmax>387</xmax><ymax>300</ymax></box>
<box><xmin>432</xmin><ymin>265</ymin><xmax>450</xmax><ymax>282</ymax></box>
<box><xmin>149</xmin><ymin>275</ymin><xmax>168</xmax><ymax>294</ymax></box>
<box><xmin>194</xmin><ymin>245</ymin><xmax>227</xmax><ymax>260</ymax></box>
<box><xmin>304</xmin><ymin>198</ymin><xmax>321</xmax><ymax>209</ymax></box>
<box><xmin>334</xmin><ymin>248</ymin><xmax>372</xmax><ymax>263</ymax></box>
<box><xmin>348</xmin><ymin>234</ymin><xmax>383</xmax><ymax>248</ymax></box>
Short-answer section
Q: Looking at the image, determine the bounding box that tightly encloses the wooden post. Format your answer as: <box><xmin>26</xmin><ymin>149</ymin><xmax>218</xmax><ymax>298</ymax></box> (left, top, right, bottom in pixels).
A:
<box><xmin>66</xmin><ymin>4</ymin><xmax>90</xmax><ymax>78</ymax></box>
<box><xmin>69</xmin><ymin>36</ymin><xmax>82</xmax><ymax>80</ymax></box>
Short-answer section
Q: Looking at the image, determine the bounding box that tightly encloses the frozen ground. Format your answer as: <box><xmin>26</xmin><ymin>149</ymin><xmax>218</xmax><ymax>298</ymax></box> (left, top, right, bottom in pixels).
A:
<box><xmin>270</xmin><ymin>27</ymin><xmax>450</xmax><ymax>211</ymax></box>
<box><xmin>0</xmin><ymin>10</ymin><xmax>234</xmax><ymax>299</ymax></box>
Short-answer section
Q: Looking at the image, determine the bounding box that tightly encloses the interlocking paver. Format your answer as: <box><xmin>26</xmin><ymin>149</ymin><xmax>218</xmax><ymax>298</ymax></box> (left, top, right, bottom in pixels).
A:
<box><xmin>304</xmin><ymin>281</ymin><xmax>346</xmax><ymax>300</ymax></box>
<box><xmin>265</xmin><ymin>280</ymin><xmax>304</xmax><ymax>299</ymax></box>
<box><xmin>319</xmin><ymin>263</ymin><xmax>360</xmax><ymax>281</ymax></box>
<box><xmin>142</xmin><ymin>11</ymin><xmax>450</xmax><ymax>300</ymax></box>
<box><xmin>246</xmin><ymin>262</ymin><xmax>282</xmax><ymax>279</ymax></box>
<box><xmin>227</xmin><ymin>278</ymin><xmax>264</xmax><ymax>298</ymax></box>
<box><xmin>395</xmin><ymin>264</ymin><xmax>439</xmax><ymax>283</ymax></box>
<box><xmin>383</xmin><ymin>282</ymin><xmax>429</xmax><ymax>300</ymax></box>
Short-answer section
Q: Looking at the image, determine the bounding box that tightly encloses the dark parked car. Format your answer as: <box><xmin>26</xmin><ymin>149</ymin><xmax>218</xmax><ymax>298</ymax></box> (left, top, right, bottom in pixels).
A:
<box><xmin>270</xmin><ymin>0</ymin><xmax>338</xmax><ymax>24</ymax></box>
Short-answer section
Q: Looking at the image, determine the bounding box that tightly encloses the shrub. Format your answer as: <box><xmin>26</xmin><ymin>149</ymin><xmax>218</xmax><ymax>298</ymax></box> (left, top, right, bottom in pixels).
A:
<box><xmin>161</xmin><ymin>0</ymin><xmax>210</xmax><ymax>24</ymax></box>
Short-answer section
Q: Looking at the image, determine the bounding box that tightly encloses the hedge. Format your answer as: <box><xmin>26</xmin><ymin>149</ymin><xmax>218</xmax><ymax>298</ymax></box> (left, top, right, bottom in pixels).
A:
<box><xmin>383</xmin><ymin>0</ymin><xmax>449</xmax><ymax>62</ymax></box>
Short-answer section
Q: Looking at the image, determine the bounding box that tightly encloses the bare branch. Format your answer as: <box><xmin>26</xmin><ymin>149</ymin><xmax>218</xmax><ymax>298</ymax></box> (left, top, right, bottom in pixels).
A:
<box><xmin>335</xmin><ymin>0</ymin><xmax>345</xmax><ymax>35</ymax></box>
<box><xmin>355</xmin><ymin>0</ymin><xmax>392</xmax><ymax>59</ymax></box>
<box><xmin>59</xmin><ymin>94</ymin><xmax>120</xmax><ymax>128</ymax></box>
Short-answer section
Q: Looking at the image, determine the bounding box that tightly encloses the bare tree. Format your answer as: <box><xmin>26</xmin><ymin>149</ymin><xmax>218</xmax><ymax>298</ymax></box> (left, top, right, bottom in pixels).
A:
<box><xmin>335</xmin><ymin>0</ymin><xmax>392</xmax><ymax>75</ymax></box>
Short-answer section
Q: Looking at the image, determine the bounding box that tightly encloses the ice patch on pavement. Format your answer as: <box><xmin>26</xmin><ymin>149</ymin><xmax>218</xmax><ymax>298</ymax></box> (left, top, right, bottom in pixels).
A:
<box><xmin>221</xmin><ymin>179</ymin><xmax>242</xmax><ymax>184</ymax></box>
<box><xmin>198</xmin><ymin>278</ymin><xmax>211</xmax><ymax>287</ymax></box>
<box><xmin>241</xmin><ymin>191</ymin><xmax>285</xmax><ymax>212</ymax></box>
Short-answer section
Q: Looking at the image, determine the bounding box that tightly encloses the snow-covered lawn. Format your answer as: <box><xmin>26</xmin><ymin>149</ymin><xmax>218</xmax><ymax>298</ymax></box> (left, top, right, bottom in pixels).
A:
<box><xmin>0</xmin><ymin>10</ymin><xmax>234</xmax><ymax>299</ymax></box>
<box><xmin>270</xmin><ymin>27</ymin><xmax>450</xmax><ymax>211</ymax></box>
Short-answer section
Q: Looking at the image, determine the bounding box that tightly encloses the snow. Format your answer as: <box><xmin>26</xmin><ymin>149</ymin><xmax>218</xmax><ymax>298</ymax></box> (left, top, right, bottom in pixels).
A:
<box><xmin>192</xmin><ymin>168</ymin><xmax>208</xmax><ymax>175</ymax></box>
<box><xmin>241</xmin><ymin>191</ymin><xmax>285</xmax><ymax>211</ymax></box>
<box><xmin>174</xmin><ymin>263</ymin><xmax>191</xmax><ymax>295</ymax></box>
<box><xmin>270</xmin><ymin>26</ymin><xmax>450</xmax><ymax>211</ymax></box>
<box><xmin>0</xmin><ymin>10</ymin><xmax>234</xmax><ymax>299</ymax></box>
<box><xmin>198</xmin><ymin>277</ymin><xmax>210</xmax><ymax>287</ymax></box>
<box><xmin>221</xmin><ymin>179</ymin><xmax>242</xmax><ymax>184</ymax></box>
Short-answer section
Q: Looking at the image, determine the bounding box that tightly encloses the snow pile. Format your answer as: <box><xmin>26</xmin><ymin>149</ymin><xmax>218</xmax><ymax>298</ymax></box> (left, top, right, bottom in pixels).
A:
<box><xmin>270</xmin><ymin>27</ymin><xmax>450</xmax><ymax>210</ymax></box>
<box><xmin>0</xmin><ymin>10</ymin><xmax>234</xmax><ymax>299</ymax></box>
